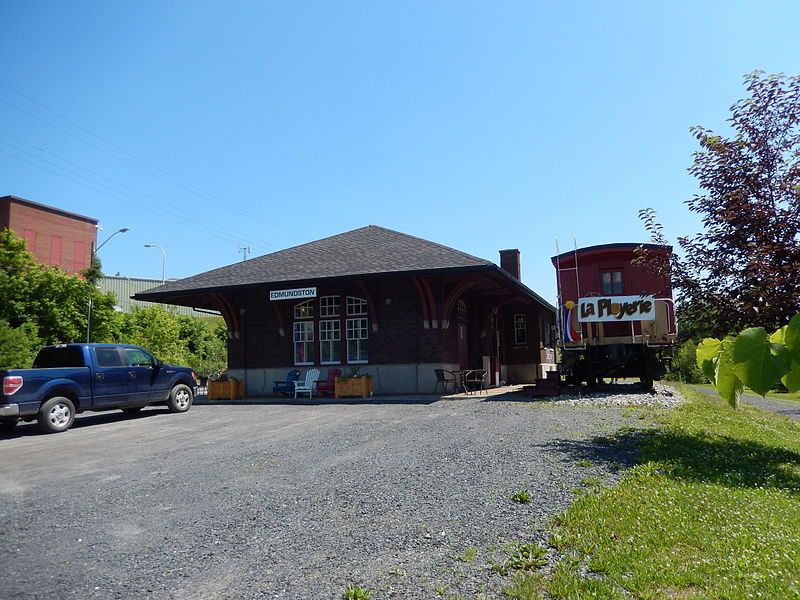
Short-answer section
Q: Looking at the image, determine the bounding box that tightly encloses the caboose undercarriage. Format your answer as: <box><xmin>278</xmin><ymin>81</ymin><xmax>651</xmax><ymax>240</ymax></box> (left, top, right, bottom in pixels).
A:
<box><xmin>560</xmin><ymin>343</ymin><xmax>670</xmax><ymax>389</ymax></box>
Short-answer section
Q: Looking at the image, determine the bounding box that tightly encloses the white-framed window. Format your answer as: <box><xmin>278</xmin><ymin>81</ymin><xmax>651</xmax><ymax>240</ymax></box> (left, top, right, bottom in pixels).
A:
<box><xmin>320</xmin><ymin>295</ymin><xmax>340</xmax><ymax>317</ymax></box>
<box><xmin>319</xmin><ymin>319</ymin><xmax>341</xmax><ymax>364</ymax></box>
<box><xmin>514</xmin><ymin>314</ymin><xmax>527</xmax><ymax>345</ymax></box>
<box><xmin>293</xmin><ymin>321</ymin><xmax>314</xmax><ymax>364</ymax></box>
<box><xmin>601</xmin><ymin>271</ymin><xmax>623</xmax><ymax>295</ymax></box>
<box><xmin>294</xmin><ymin>299</ymin><xmax>314</xmax><ymax>319</ymax></box>
<box><xmin>347</xmin><ymin>296</ymin><xmax>367</xmax><ymax>316</ymax></box>
<box><xmin>346</xmin><ymin>317</ymin><xmax>368</xmax><ymax>363</ymax></box>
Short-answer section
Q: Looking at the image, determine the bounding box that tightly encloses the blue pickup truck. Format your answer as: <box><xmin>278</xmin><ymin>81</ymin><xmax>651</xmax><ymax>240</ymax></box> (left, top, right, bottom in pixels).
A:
<box><xmin>0</xmin><ymin>344</ymin><xmax>197</xmax><ymax>434</ymax></box>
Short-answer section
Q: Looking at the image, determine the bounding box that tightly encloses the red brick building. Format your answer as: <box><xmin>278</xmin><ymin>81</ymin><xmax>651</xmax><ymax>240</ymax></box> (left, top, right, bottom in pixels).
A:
<box><xmin>136</xmin><ymin>226</ymin><xmax>557</xmax><ymax>395</ymax></box>
<box><xmin>0</xmin><ymin>195</ymin><xmax>98</xmax><ymax>275</ymax></box>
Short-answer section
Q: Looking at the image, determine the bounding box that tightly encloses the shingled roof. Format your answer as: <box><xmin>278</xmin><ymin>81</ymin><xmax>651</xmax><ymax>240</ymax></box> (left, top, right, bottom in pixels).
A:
<box><xmin>136</xmin><ymin>225</ymin><xmax>497</xmax><ymax>298</ymax></box>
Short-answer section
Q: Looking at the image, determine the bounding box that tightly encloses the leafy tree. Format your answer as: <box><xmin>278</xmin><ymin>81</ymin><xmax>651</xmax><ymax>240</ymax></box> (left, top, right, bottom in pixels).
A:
<box><xmin>118</xmin><ymin>306</ymin><xmax>188</xmax><ymax>365</ymax></box>
<box><xmin>0</xmin><ymin>319</ymin><xmax>41</xmax><ymax>369</ymax></box>
<box><xmin>640</xmin><ymin>71</ymin><xmax>800</xmax><ymax>339</ymax></box>
<box><xmin>177</xmin><ymin>314</ymin><xmax>227</xmax><ymax>377</ymax></box>
<box><xmin>682</xmin><ymin>71</ymin><xmax>800</xmax><ymax>335</ymax></box>
<box><xmin>667</xmin><ymin>340</ymin><xmax>705</xmax><ymax>383</ymax></box>
<box><xmin>116</xmin><ymin>307</ymin><xmax>227</xmax><ymax>375</ymax></box>
<box><xmin>0</xmin><ymin>228</ymin><xmax>117</xmax><ymax>344</ymax></box>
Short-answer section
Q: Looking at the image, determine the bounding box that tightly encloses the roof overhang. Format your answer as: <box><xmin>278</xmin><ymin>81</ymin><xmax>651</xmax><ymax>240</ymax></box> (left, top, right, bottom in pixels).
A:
<box><xmin>135</xmin><ymin>264</ymin><xmax>556</xmax><ymax>315</ymax></box>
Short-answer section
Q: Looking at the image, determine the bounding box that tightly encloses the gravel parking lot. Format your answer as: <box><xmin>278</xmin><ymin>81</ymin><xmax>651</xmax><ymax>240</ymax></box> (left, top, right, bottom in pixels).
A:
<box><xmin>0</xmin><ymin>387</ymin><xmax>676</xmax><ymax>599</ymax></box>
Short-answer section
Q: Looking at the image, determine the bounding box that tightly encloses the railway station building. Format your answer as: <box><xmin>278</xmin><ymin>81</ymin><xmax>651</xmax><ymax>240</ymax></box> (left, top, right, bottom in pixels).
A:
<box><xmin>135</xmin><ymin>226</ymin><xmax>557</xmax><ymax>395</ymax></box>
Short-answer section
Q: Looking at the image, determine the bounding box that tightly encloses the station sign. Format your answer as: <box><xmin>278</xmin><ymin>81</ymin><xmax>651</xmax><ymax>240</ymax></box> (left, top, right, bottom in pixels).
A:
<box><xmin>269</xmin><ymin>287</ymin><xmax>317</xmax><ymax>301</ymax></box>
<box><xmin>577</xmin><ymin>295</ymin><xmax>656</xmax><ymax>322</ymax></box>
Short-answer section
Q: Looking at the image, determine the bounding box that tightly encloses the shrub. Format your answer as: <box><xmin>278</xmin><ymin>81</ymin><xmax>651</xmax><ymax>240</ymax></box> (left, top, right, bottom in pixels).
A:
<box><xmin>667</xmin><ymin>340</ymin><xmax>705</xmax><ymax>383</ymax></box>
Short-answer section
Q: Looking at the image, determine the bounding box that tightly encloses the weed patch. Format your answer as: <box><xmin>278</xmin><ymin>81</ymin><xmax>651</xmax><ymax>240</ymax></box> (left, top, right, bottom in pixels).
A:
<box><xmin>510</xmin><ymin>489</ymin><xmax>532</xmax><ymax>504</ymax></box>
<box><xmin>343</xmin><ymin>583</ymin><xmax>372</xmax><ymax>600</ymax></box>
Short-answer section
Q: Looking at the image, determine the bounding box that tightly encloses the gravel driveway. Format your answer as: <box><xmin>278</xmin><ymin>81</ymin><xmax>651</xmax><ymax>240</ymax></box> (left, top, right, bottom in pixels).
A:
<box><xmin>0</xmin><ymin>388</ymin><xmax>674</xmax><ymax>599</ymax></box>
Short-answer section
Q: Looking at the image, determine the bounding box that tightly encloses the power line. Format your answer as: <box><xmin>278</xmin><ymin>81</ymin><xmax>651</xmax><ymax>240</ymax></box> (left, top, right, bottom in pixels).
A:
<box><xmin>0</xmin><ymin>132</ymin><xmax>278</xmax><ymax>251</ymax></box>
<box><xmin>0</xmin><ymin>80</ymin><xmax>302</xmax><ymax>237</ymax></box>
<box><xmin>0</xmin><ymin>146</ymin><xmax>272</xmax><ymax>251</ymax></box>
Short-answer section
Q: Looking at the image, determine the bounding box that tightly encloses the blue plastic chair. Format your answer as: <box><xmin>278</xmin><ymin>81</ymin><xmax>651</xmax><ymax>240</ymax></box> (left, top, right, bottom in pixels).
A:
<box><xmin>273</xmin><ymin>369</ymin><xmax>301</xmax><ymax>396</ymax></box>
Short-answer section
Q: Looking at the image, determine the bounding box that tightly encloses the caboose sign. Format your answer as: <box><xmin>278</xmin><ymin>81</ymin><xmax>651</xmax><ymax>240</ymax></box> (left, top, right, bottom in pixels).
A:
<box><xmin>578</xmin><ymin>295</ymin><xmax>656</xmax><ymax>322</ymax></box>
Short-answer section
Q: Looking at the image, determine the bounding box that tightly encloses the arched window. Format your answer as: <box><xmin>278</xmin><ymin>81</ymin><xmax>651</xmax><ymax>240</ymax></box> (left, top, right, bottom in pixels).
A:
<box><xmin>457</xmin><ymin>300</ymin><xmax>468</xmax><ymax>321</ymax></box>
<box><xmin>294</xmin><ymin>300</ymin><xmax>314</xmax><ymax>319</ymax></box>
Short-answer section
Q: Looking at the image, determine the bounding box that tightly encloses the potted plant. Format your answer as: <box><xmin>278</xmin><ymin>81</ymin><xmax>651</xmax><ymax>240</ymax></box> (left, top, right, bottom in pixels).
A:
<box><xmin>335</xmin><ymin>367</ymin><xmax>373</xmax><ymax>398</ymax></box>
<box><xmin>207</xmin><ymin>370</ymin><xmax>244</xmax><ymax>400</ymax></box>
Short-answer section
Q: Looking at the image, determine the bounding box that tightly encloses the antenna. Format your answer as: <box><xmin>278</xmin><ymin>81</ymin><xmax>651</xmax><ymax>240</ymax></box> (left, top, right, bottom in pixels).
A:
<box><xmin>237</xmin><ymin>245</ymin><xmax>251</xmax><ymax>261</ymax></box>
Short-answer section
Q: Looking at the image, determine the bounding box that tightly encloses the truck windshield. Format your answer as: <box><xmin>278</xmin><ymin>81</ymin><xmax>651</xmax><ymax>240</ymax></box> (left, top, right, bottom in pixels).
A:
<box><xmin>33</xmin><ymin>347</ymin><xmax>86</xmax><ymax>368</ymax></box>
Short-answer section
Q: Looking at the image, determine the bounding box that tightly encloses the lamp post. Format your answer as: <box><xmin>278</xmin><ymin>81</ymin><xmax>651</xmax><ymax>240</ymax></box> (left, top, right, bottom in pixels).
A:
<box><xmin>86</xmin><ymin>227</ymin><xmax>130</xmax><ymax>342</ymax></box>
<box><xmin>144</xmin><ymin>244</ymin><xmax>166</xmax><ymax>284</ymax></box>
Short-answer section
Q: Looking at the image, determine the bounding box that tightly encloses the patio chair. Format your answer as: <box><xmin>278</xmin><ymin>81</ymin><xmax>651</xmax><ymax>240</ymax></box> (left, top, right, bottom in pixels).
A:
<box><xmin>273</xmin><ymin>369</ymin><xmax>301</xmax><ymax>396</ymax></box>
<box><xmin>433</xmin><ymin>368</ymin><xmax>457</xmax><ymax>393</ymax></box>
<box><xmin>294</xmin><ymin>368</ymin><xmax>321</xmax><ymax>398</ymax></box>
<box><xmin>464</xmin><ymin>369</ymin><xmax>487</xmax><ymax>395</ymax></box>
<box><xmin>316</xmin><ymin>368</ymin><xmax>342</xmax><ymax>396</ymax></box>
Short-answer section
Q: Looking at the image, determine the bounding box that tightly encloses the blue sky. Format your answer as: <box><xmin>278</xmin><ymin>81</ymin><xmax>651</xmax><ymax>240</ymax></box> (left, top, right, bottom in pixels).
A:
<box><xmin>1</xmin><ymin>1</ymin><xmax>798</xmax><ymax>302</ymax></box>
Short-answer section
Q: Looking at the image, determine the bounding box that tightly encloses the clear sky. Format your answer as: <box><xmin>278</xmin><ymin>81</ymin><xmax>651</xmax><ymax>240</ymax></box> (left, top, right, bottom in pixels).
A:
<box><xmin>1</xmin><ymin>1</ymin><xmax>798</xmax><ymax>303</ymax></box>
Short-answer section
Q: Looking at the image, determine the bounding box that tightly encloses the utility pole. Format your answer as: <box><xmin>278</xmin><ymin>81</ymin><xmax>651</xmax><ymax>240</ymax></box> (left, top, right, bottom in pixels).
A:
<box><xmin>144</xmin><ymin>243</ymin><xmax>167</xmax><ymax>283</ymax></box>
<box><xmin>238</xmin><ymin>245</ymin><xmax>251</xmax><ymax>261</ymax></box>
<box><xmin>87</xmin><ymin>227</ymin><xmax>130</xmax><ymax>342</ymax></box>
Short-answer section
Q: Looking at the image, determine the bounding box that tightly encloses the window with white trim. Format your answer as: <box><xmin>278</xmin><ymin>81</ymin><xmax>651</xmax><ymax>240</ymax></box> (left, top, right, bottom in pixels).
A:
<box><xmin>319</xmin><ymin>319</ymin><xmax>341</xmax><ymax>364</ymax></box>
<box><xmin>346</xmin><ymin>317</ymin><xmax>368</xmax><ymax>363</ymax></box>
<box><xmin>514</xmin><ymin>314</ymin><xmax>527</xmax><ymax>345</ymax></box>
<box><xmin>293</xmin><ymin>321</ymin><xmax>314</xmax><ymax>364</ymax></box>
<box><xmin>601</xmin><ymin>271</ymin><xmax>623</xmax><ymax>295</ymax></box>
<box><xmin>347</xmin><ymin>296</ymin><xmax>367</xmax><ymax>316</ymax></box>
<box><xmin>294</xmin><ymin>300</ymin><xmax>314</xmax><ymax>319</ymax></box>
<box><xmin>320</xmin><ymin>296</ymin><xmax>340</xmax><ymax>317</ymax></box>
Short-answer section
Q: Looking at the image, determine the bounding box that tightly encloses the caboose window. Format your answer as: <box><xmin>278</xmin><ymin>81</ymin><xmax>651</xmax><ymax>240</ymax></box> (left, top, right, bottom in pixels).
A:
<box><xmin>602</xmin><ymin>271</ymin><xmax>623</xmax><ymax>295</ymax></box>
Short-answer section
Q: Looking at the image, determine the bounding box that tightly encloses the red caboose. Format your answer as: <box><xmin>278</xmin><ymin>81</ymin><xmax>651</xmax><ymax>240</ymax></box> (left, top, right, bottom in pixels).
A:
<box><xmin>551</xmin><ymin>243</ymin><xmax>676</xmax><ymax>388</ymax></box>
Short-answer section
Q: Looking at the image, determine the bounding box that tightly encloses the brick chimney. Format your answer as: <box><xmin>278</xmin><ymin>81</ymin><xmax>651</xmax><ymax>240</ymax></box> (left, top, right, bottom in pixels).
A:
<box><xmin>499</xmin><ymin>249</ymin><xmax>521</xmax><ymax>280</ymax></box>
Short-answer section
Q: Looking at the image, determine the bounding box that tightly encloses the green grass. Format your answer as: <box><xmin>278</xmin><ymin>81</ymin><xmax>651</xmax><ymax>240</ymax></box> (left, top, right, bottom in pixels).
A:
<box><xmin>511</xmin><ymin>489</ymin><xmax>532</xmax><ymax>504</ymax></box>
<box><xmin>766</xmin><ymin>388</ymin><xmax>800</xmax><ymax>403</ymax></box>
<box><xmin>539</xmin><ymin>385</ymin><xmax>800</xmax><ymax>599</ymax></box>
<box><xmin>342</xmin><ymin>584</ymin><xmax>372</xmax><ymax>600</ymax></box>
<box><xmin>697</xmin><ymin>382</ymin><xmax>800</xmax><ymax>404</ymax></box>
<box><xmin>457</xmin><ymin>545</ymin><xmax>478</xmax><ymax>562</ymax></box>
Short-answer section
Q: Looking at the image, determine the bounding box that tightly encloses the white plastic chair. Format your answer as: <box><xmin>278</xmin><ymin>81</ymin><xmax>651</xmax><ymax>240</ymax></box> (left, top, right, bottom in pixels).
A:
<box><xmin>294</xmin><ymin>368</ymin><xmax>321</xmax><ymax>398</ymax></box>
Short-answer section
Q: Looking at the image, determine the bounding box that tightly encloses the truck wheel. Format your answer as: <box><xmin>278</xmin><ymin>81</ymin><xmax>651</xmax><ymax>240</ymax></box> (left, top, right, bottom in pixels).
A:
<box><xmin>38</xmin><ymin>397</ymin><xmax>76</xmax><ymax>433</ymax></box>
<box><xmin>168</xmin><ymin>384</ymin><xmax>193</xmax><ymax>413</ymax></box>
<box><xmin>0</xmin><ymin>418</ymin><xmax>19</xmax><ymax>434</ymax></box>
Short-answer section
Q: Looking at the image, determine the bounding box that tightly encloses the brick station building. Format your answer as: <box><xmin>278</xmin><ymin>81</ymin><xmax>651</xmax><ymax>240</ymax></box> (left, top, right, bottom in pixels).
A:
<box><xmin>135</xmin><ymin>226</ymin><xmax>556</xmax><ymax>395</ymax></box>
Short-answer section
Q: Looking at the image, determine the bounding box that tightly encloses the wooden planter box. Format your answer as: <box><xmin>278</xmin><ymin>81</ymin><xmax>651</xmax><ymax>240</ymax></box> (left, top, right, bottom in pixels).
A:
<box><xmin>208</xmin><ymin>379</ymin><xmax>244</xmax><ymax>400</ymax></box>
<box><xmin>335</xmin><ymin>376</ymin><xmax>373</xmax><ymax>398</ymax></box>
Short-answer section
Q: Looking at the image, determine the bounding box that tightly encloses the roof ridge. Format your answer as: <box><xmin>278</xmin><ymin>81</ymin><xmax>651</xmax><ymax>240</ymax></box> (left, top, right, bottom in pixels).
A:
<box><xmin>363</xmin><ymin>225</ymin><xmax>493</xmax><ymax>265</ymax></box>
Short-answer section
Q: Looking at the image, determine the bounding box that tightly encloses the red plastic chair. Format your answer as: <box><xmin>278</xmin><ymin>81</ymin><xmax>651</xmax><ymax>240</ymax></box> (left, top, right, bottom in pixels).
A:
<box><xmin>317</xmin><ymin>368</ymin><xmax>342</xmax><ymax>396</ymax></box>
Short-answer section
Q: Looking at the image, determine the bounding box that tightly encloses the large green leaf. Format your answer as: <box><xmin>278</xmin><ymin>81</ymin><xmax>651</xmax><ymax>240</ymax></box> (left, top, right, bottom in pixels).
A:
<box><xmin>783</xmin><ymin>361</ymin><xmax>800</xmax><ymax>393</ymax></box>
<box><xmin>784</xmin><ymin>314</ymin><xmax>800</xmax><ymax>363</ymax></box>
<box><xmin>730</xmin><ymin>328</ymin><xmax>791</xmax><ymax>396</ymax></box>
<box><xmin>716</xmin><ymin>339</ymin><xmax>743</xmax><ymax>408</ymax></box>
<box><xmin>696</xmin><ymin>338</ymin><xmax>723</xmax><ymax>385</ymax></box>
<box><xmin>770</xmin><ymin>326</ymin><xmax>786</xmax><ymax>345</ymax></box>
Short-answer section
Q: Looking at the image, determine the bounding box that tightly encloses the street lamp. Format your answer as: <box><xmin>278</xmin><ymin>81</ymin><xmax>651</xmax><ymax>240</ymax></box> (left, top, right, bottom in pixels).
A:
<box><xmin>144</xmin><ymin>244</ymin><xmax>166</xmax><ymax>284</ymax></box>
<box><xmin>87</xmin><ymin>227</ymin><xmax>130</xmax><ymax>342</ymax></box>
